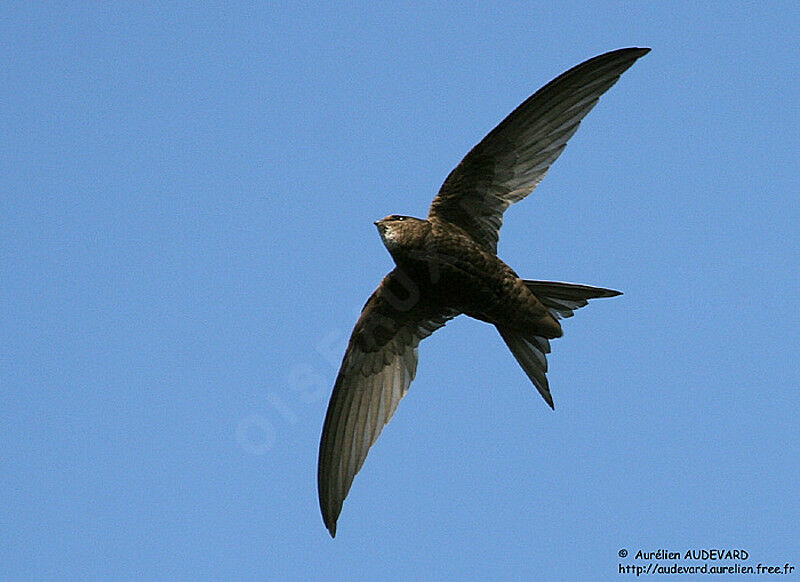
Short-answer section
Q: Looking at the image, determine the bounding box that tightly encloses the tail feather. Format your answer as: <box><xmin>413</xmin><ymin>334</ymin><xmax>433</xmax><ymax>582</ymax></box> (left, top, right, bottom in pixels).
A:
<box><xmin>524</xmin><ymin>280</ymin><xmax>621</xmax><ymax>320</ymax></box>
<box><xmin>496</xmin><ymin>326</ymin><xmax>554</xmax><ymax>409</ymax></box>
<box><xmin>498</xmin><ymin>280</ymin><xmax>621</xmax><ymax>408</ymax></box>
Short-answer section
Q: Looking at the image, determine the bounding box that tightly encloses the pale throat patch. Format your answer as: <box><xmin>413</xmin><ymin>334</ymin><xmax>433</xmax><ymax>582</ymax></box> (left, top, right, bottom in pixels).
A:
<box><xmin>380</xmin><ymin>226</ymin><xmax>404</xmax><ymax>248</ymax></box>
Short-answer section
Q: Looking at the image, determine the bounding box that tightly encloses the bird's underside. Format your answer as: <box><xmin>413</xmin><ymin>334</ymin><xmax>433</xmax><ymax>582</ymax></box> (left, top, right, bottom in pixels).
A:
<box><xmin>318</xmin><ymin>47</ymin><xmax>649</xmax><ymax>536</ymax></box>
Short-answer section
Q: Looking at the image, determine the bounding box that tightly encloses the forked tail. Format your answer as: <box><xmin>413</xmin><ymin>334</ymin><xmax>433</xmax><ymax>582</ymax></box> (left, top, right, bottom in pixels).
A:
<box><xmin>497</xmin><ymin>280</ymin><xmax>621</xmax><ymax>408</ymax></box>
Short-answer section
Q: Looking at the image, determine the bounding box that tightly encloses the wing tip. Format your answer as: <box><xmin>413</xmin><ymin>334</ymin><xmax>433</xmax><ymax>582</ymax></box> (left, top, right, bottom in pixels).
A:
<box><xmin>321</xmin><ymin>504</ymin><xmax>339</xmax><ymax>538</ymax></box>
<box><xmin>599</xmin><ymin>47</ymin><xmax>651</xmax><ymax>72</ymax></box>
<box><xmin>614</xmin><ymin>46</ymin><xmax>651</xmax><ymax>58</ymax></box>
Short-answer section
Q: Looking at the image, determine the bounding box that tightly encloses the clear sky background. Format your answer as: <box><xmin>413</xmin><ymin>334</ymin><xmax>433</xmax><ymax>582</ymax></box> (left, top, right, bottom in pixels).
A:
<box><xmin>3</xmin><ymin>3</ymin><xmax>798</xmax><ymax>580</ymax></box>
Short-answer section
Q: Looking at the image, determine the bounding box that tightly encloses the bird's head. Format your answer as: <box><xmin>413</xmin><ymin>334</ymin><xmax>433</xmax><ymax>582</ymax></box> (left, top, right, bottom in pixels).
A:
<box><xmin>374</xmin><ymin>215</ymin><xmax>427</xmax><ymax>251</ymax></box>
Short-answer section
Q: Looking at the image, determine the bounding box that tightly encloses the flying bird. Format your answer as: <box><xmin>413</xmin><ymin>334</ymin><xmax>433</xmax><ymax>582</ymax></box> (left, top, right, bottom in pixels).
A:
<box><xmin>318</xmin><ymin>47</ymin><xmax>649</xmax><ymax>536</ymax></box>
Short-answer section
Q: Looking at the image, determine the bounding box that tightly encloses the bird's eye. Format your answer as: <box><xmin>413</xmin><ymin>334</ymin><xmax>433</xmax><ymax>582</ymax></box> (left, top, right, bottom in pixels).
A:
<box><xmin>395</xmin><ymin>216</ymin><xmax>406</xmax><ymax>221</ymax></box>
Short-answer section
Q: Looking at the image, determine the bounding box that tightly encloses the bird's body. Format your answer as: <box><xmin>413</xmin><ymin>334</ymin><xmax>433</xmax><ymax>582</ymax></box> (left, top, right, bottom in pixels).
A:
<box><xmin>376</xmin><ymin>215</ymin><xmax>562</xmax><ymax>338</ymax></box>
<box><xmin>318</xmin><ymin>47</ymin><xmax>650</xmax><ymax>536</ymax></box>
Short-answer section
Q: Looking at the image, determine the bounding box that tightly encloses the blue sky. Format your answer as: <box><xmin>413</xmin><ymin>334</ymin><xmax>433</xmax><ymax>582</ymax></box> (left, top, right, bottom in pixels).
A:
<box><xmin>3</xmin><ymin>3</ymin><xmax>798</xmax><ymax>580</ymax></box>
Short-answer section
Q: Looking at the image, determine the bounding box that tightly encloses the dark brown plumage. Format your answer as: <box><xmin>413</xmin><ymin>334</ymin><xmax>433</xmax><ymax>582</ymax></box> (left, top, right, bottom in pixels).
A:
<box><xmin>318</xmin><ymin>47</ymin><xmax>649</xmax><ymax>536</ymax></box>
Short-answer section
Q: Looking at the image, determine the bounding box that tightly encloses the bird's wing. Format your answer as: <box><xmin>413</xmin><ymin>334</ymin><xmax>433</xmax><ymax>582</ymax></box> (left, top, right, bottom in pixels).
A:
<box><xmin>428</xmin><ymin>47</ymin><xmax>650</xmax><ymax>253</ymax></box>
<box><xmin>318</xmin><ymin>269</ymin><xmax>456</xmax><ymax>537</ymax></box>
